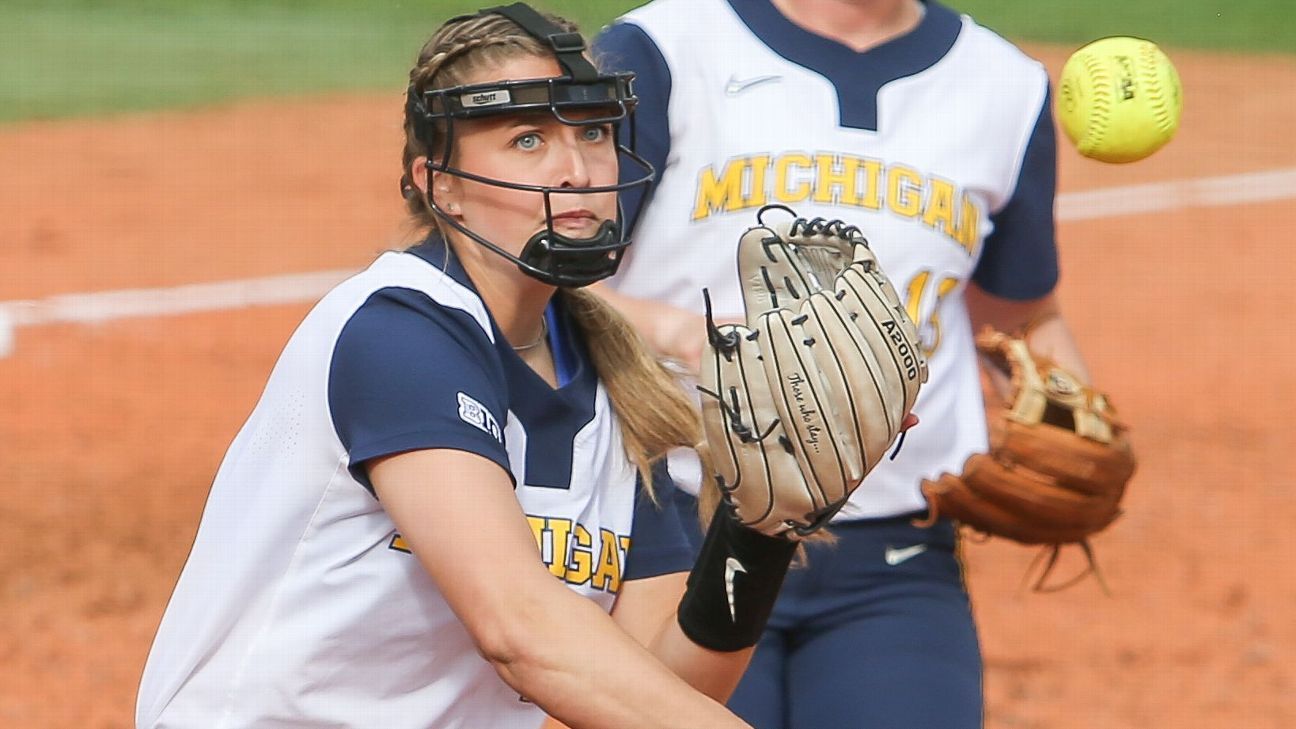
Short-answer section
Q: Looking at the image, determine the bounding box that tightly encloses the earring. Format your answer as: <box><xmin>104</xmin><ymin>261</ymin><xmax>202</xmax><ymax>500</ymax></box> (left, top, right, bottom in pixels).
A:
<box><xmin>447</xmin><ymin>202</ymin><xmax>460</xmax><ymax>214</ymax></box>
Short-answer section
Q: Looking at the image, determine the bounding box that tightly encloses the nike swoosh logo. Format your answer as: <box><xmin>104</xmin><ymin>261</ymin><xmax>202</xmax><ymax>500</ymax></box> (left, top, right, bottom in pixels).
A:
<box><xmin>724</xmin><ymin>74</ymin><xmax>781</xmax><ymax>96</ymax></box>
<box><xmin>725</xmin><ymin>556</ymin><xmax>747</xmax><ymax>621</ymax></box>
<box><xmin>884</xmin><ymin>544</ymin><xmax>928</xmax><ymax>566</ymax></box>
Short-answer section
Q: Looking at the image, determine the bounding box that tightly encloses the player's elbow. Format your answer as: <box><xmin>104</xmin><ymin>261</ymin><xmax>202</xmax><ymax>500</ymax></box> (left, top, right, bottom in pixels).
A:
<box><xmin>472</xmin><ymin>619</ymin><xmax>532</xmax><ymax>679</ymax></box>
<box><xmin>468</xmin><ymin>588</ymin><xmax>583</xmax><ymax>692</ymax></box>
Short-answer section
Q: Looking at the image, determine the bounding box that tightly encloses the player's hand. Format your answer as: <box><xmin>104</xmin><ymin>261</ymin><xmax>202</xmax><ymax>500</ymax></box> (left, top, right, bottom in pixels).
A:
<box><xmin>650</xmin><ymin>305</ymin><xmax>741</xmax><ymax>375</ymax></box>
<box><xmin>650</xmin><ymin>306</ymin><xmax>706</xmax><ymax>372</ymax></box>
<box><xmin>587</xmin><ymin>283</ymin><xmax>740</xmax><ymax>375</ymax></box>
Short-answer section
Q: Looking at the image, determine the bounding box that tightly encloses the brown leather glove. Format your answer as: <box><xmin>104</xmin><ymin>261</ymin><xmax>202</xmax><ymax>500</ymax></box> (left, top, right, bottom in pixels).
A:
<box><xmin>920</xmin><ymin>327</ymin><xmax>1136</xmax><ymax>589</ymax></box>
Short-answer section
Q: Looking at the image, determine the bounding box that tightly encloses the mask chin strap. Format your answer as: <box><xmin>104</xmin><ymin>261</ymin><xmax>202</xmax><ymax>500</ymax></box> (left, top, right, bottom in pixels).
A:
<box><xmin>428</xmin><ymin>194</ymin><xmax>627</xmax><ymax>288</ymax></box>
<box><xmin>418</xmin><ymin>145</ymin><xmax>651</xmax><ymax>286</ymax></box>
<box><xmin>518</xmin><ymin>218</ymin><xmax>624</xmax><ymax>287</ymax></box>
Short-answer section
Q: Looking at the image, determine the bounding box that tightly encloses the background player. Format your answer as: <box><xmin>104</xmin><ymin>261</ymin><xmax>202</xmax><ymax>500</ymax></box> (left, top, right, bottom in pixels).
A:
<box><xmin>594</xmin><ymin>0</ymin><xmax>1097</xmax><ymax>726</ymax></box>
<box><xmin>136</xmin><ymin>5</ymin><xmax>808</xmax><ymax>727</ymax></box>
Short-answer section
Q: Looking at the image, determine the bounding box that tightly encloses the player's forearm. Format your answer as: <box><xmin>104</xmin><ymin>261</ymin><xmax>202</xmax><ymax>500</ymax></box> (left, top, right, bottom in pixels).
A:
<box><xmin>1021</xmin><ymin>313</ymin><xmax>1091</xmax><ymax>383</ymax></box>
<box><xmin>610</xmin><ymin>573</ymin><xmax>753</xmax><ymax>702</ymax></box>
<box><xmin>966</xmin><ymin>286</ymin><xmax>1091</xmax><ymax>381</ymax></box>
<box><xmin>486</xmin><ymin>587</ymin><xmax>748</xmax><ymax>729</ymax></box>
<box><xmin>373</xmin><ymin>453</ymin><xmax>745</xmax><ymax>728</ymax></box>
<box><xmin>588</xmin><ymin>282</ymin><xmax>706</xmax><ymax>368</ymax></box>
<box><xmin>653</xmin><ymin>506</ymin><xmax>800</xmax><ymax>702</ymax></box>
<box><xmin>588</xmin><ymin>281</ymin><xmax>646</xmax><ymax>321</ymax></box>
<box><xmin>647</xmin><ymin>616</ymin><xmax>755</xmax><ymax>702</ymax></box>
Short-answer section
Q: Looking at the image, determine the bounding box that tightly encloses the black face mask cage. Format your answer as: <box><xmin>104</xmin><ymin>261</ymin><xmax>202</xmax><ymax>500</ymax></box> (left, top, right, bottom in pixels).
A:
<box><xmin>403</xmin><ymin>2</ymin><xmax>656</xmax><ymax>288</ymax></box>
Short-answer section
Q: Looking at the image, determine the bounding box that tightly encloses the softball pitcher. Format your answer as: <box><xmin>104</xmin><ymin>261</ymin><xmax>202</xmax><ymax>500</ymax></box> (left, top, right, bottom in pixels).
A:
<box><xmin>135</xmin><ymin>5</ymin><xmax>822</xmax><ymax>727</ymax></box>
<box><xmin>594</xmin><ymin>0</ymin><xmax>1096</xmax><ymax>726</ymax></box>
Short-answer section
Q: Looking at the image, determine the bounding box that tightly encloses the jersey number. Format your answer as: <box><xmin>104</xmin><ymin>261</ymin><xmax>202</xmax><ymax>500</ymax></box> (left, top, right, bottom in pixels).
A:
<box><xmin>903</xmin><ymin>269</ymin><xmax>959</xmax><ymax>358</ymax></box>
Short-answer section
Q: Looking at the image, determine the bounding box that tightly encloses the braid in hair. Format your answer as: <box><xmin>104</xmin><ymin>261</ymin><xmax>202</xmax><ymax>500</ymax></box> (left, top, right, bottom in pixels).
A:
<box><xmin>400</xmin><ymin>13</ymin><xmax>574</xmax><ymax>227</ymax></box>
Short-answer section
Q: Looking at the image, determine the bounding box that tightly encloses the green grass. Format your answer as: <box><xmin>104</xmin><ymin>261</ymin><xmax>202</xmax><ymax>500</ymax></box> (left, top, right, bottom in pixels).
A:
<box><xmin>1</xmin><ymin>0</ymin><xmax>1291</xmax><ymax>124</ymax></box>
<box><xmin>0</xmin><ymin>0</ymin><xmax>635</xmax><ymax>123</ymax></box>
<box><xmin>950</xmin><ymin>0</ymin><xmax>1295</xmax><ymax>55</ymax></box>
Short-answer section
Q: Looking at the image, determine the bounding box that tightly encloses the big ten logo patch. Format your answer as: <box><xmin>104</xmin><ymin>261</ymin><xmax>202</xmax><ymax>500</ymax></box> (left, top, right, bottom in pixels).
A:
<box><xmin>457</xmin><ymin>392</ymin><xmax>502</xmax><ymax>443</ymax></box>
<box><xmin>692</xmin><ymin>152</ymin><xmax>982</xmax><ymax>256</ymax></box>
<box><xmin>526</xmin><ymin>515</ymin><xmax>631</xmax><ymax>594</ymax></box>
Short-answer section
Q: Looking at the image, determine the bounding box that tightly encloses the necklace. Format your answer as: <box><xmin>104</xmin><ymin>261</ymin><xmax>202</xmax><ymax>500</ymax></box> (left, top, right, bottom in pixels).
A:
<box><xmin>511</xmin><ymin>318</ymin><xmax>548</xmax><ymax>352</ymax></box>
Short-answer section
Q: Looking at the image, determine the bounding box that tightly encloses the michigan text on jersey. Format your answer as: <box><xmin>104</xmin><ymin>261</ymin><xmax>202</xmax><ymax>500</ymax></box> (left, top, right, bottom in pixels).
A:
<box><xmin>391</xmin><ymin>516</ymin><xmax>632</xmax><ymax>593</ymax></box>
<box><xmin>526</xmin><ymin>515</ymin><xmax>631</xmax><ymax>593</ymax></box>
<box><xmin>692</xmin><ymin>152</ymin><xmax>981</xmax><ymax>255</ymax></box>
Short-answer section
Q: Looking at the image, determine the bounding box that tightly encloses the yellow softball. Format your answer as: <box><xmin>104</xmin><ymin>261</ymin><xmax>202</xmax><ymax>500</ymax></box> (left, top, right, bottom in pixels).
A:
<box><xmin>1057</xmin><ymin>37</ymin><xmax>1183</xmax><ymax>163</ymax></box>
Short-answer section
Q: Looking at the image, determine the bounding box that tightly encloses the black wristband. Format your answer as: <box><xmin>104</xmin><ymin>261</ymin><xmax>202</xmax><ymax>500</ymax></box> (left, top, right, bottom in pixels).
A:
<box><xmin>676</xmin><ymin>503</ymin><xmax>798</xmax><ymax>652</ymax></box>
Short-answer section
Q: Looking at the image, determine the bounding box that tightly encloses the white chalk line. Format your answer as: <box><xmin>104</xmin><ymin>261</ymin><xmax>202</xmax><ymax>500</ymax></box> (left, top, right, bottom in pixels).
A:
<box><xmin>1056</xmin><ymin>166</ymin><xmax>1296</xmax><ymax>222</ymax></box>
<box><xmin>1</xmin><ymin>270</ymin><xmax>352</xmax><ymax>328</ymax></box>
<box><xmin>2</xmin><ymin>166</ymin><xmax>1294</xmax><ymax>330</ymax></box>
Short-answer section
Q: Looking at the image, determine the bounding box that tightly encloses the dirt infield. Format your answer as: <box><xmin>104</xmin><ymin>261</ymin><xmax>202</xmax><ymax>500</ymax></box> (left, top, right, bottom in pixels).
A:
<box><xmin>2</xmin><ymin>46</ymin><xmax>1294</xmax><ymax>728</ymax></box>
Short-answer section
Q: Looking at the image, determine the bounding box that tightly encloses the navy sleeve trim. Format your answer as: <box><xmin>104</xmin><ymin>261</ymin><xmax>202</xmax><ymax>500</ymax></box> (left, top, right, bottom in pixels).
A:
<box><xmin>624</xmin><ymin>461</ymin><xmax>695</xmax><ymax>581</ymax></box>
<box><xmin>972</xmin><ymin>84</ymin><xmax>1060</xmax><ymax>300</ymax></box>
<box><xmin>594</xmin><ymin>21</ymin><xmax>672</xmax><ymax>233</ymax></box>
<box><xmin>329</xmin><ymin>287</ymin><xmax>512</xmax><ymax>493</ymax></box>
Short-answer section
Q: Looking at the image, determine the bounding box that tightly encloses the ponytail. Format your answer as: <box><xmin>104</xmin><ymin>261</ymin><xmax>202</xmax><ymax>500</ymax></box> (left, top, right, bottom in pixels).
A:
<box><xmin>561</xmin><ymin>288</ymin><xmax>715</xmax><ymax>503</ymax></box>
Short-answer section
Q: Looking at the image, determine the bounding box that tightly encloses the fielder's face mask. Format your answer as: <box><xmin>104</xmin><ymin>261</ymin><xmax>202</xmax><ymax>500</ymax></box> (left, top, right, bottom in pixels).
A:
<box><xmin>404</xmin><ymin>2</ymin><xmax>655</xmax><ymax>288</ymax></box>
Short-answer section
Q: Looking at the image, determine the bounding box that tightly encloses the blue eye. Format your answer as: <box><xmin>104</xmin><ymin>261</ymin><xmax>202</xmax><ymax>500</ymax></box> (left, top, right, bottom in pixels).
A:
<box><xmin>582</xmin><ymin>126</ymin><xmax>610</xmax><ymax>142</ymax></box>
<box><xmin>514</xmin><ymin>133</ymin><xmax>541</xmax><ymax>150</ymax></box>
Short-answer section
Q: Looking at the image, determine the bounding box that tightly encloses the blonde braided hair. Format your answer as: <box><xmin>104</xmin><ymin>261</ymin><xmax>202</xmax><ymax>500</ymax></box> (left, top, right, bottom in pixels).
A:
<box><xmin>401</xmin><ymin>12</ymin><xmax>574</xmax><ymax>228</ymax></box>
<box><xmin>398</xmin><ymin>11</ymin><xmax>713</xmax><ymax>504</ymax></box>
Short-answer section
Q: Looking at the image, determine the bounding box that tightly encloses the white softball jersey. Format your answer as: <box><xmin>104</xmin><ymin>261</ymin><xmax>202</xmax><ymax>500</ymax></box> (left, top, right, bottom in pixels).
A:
<box><xmin>136</xmin><ymin>240</ymin><xmax>693</xmax><ymax>728</ymax></box>
<box><xmin>596</xmin><ymin>0</ymin><xmax>1060</xmax><ymax>519</ymax></box>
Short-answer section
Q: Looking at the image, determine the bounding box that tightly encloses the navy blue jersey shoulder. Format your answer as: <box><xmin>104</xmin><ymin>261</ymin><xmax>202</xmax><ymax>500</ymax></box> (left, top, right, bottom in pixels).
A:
<box><xmin>624</xmin><ymin>459</ymin><xmax>696</xmax><ymax>580</ymax></box>
<box><xmin>594</xmin><ymin>21</ymin><xmax>673</xmax><ymax>233</ymax></box>
<box><xmin>330</xmin><ymin>239</ymin><xmax>607</xmax><ymax>493</ymax></box>
<box><xmin>414</xmin><ymin>239</ymin><xmax>601</xmax><ymax>490</ymax></box>
<box><xmin>727</xmin><ymin>0</ymin><xmax>961</xmax><ymax>131</ymax></box>
<box><xmin>972</xmin><ymin>86</ymin><xmax>1060</xmax><ymax>300</ymax></box>
<box><xmin>329</xmin><ymin>284</ymin><xmax>511</xmax><ymax>492</ymax></box>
